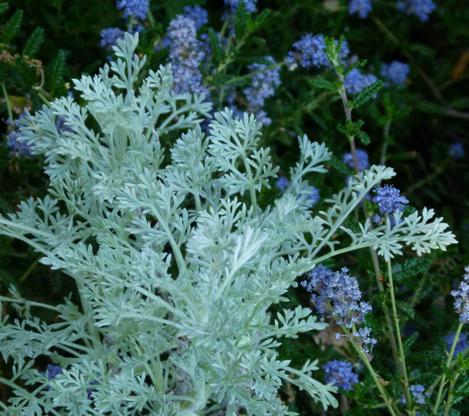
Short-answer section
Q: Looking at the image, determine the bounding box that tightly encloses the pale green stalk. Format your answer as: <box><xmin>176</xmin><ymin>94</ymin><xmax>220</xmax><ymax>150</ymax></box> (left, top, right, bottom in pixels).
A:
<box><xmin>433</xmin><ymin>322</ymin><xmax>464</xmax><ymax>414</ymax></box>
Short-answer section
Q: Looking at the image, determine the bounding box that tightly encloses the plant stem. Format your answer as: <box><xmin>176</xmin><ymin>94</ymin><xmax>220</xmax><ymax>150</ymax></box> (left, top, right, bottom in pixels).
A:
<box><xmin>334</xmin><ymin>65</ymin><xmax>405</xmax><ymax>386</ymax></box>
<box><xmin>1</xmin><ymin>83</ymin><xmax>13</xmax><ymax>120</ymax></box>
<box><xmin>380</xmin><ymin>119</ymin><xmax>392</xmax><ymax>165</ymax></box>
<box><xmin>348</xmin><ymin>327</ymin><xmax>400</xmax><ymax>416</ymax></box>
<box><xmin>19</xmin><ymin>257</ymin><xmax>40</xmax><ymax>282</ymax></box>
<box><xmin>387</xmin><ymin>259</ymin><xmax>412</xmax><ymax>407</ymax></box>
<box><xmin>433</xmin><ymin>322</ymin><xmax>464</xmax><ymax>414</ymax></box>
<box><xmin>443</xmin><ymin>372</ymin><xmax>459</xmax><ymax>416</ymax></box>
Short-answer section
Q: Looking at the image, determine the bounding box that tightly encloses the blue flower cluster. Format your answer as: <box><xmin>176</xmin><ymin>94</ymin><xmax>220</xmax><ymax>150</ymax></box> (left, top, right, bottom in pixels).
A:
<box><xmin>349</xmin><ymin>0</ymin><xmax>373</xmax><ymax>19</ymax></box>
<box><xmin>224</xmin><ymin>0</ymin><xmax>257</xmax><ymax>13</ymax></box>
<box><xmin>276</xmin><ymin>176</ymin><xmax>289</xmax><ymax>191</ymax></box>
<box><xmin>445</xmin><ymin>332</ymin><xmax>469</xmax><ymax>355</ymax></box>
<box><xmin>451</xmin><ymin>267</ymin><xmax>469</xmax><ymax>324</ymax></box>
<box><xmin>301</xmin><ymin>266</ymin><xmax>375</xmax><ymax>351</ymax></box>
<box><xmin>116</xmin><ymin>0</ymin><xmax>149</xmax><ymax>20</ymax></box>
<box><xmin>345</xmin><ymin>68</ymin><xmax>378</xmax><ymax>95</ymax></box>
<box><xmin>373</xmin><ymin>185</ymin><xmax>409</xmax><ymax>215</ymax></box>
<box><xmin>397</xmin><ymin>0</ymin><xmax>436</xmax><ymax>22</ymax></box>
<box><xmin>166</xmin><ymin>16</ymin><xmax>207</xmax><ymax>96</ymax></box>
<box><xmin>46</xmin><ymin>364</ymin><xmax>63</xmax><ymax>380</ymax></box>
<box><xmin>343</xmin><ymin>149</ymin><xmax>370</xmax><ymax>172</ymax></box>
<box><xmin>243</xmin><ymin>56</ymin><xmax>281</xmax><ymax>125</ymax></box>
<box><xmin>99</xmin><ymin>27</ymin><xmax>125</xmax><ymax>49</ymax></box>
<box><xmin>6</xmin><ymin>116</ymin><xmax>31</xmax><ymax>157</ymax></box>
<box><xmin>449</xmin><ymin>142</ymin><xmax>465</xmax><ymax>160</ymax></box>
<box><xmin>183</xmin><ymin>5</ymin><xmax>208</xmax><ymax>30</ymax></box>
<box><xmin>409</xmin><ymin>384</ymin><xmax>428</xmax><ymax>405</ymax></box>
<box><xmin>286</xmin><ymin>34</ymin><xmax>350</xmax><ymax>70</ymax></box>
<box><xmin>352</xmin><ymin>327</ymin><xmax>377</xmax><ymax>352</ymax></box>
<box><xmin>286</xmin><ymin>34</ymin><xmax>329</xmax><ymax>70</ymax></box>
<box><xmin>381</xmin><ymin>61</ymin><xmax>410</xmax><ymax>86</ymax></box>
<box><xmin>323</xmin><ymin>360</ymin><xmax>359</xmax><ymax>391</ymax></box>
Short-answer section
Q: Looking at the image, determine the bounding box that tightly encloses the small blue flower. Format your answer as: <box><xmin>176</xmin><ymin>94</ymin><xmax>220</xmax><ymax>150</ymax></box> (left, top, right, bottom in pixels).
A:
<box><xmin>116</xmin><ymin>0</ymin><xmax>149</xmax><ymax>20</ymax></box>
<box><xmin>243</xmin><ymin>56</ymin><xmax>281</xmax><ymax>125</ymax></box>
<box><xmin>449</xmin><ymin>142</ymin><xmax>465</xmax><ymax>160</ymax></box>
<box><xmin>373</xmin><ymin>185</ymin><xmax>409</xmax><ymax>215</ymax></box>
<box><xmin>380</xmin><ymin>61</ymin><xmax>410</xmax><ymax>86</ymax></box>
<box><xmin>371</xmin><ymin>214</ymin><xmax>382</xmax><ymax>224</ymax></box>
<box><xmin>349</xmin><ymin>0</ymin><xmax>373</xmax><ymax>19</ymax></box>
<box><xmin>451</xmin><ymin>267</ymin><xmax>469</xmax><ymax>324</ymax></box>
<box><xmin>397</xmin><ymin>0</ymin><xmax>436</xmax><ymax>22</ymax></box>
<box><xmin>345</xmin><ymin>68</ymin><xmax>378</xmax><ymax>95</ymax></box>
<box><xmin>323</xmin><ymin>360</ymin><xmax>359</xmax><ymax>391</ymax></box>
<box><xmin>444</xmin><ymin>332</ymin><xmax>469</xmax><ymax>355</ymax></box>
<box><xmin>46</xmin><ymin>364</ymin><xmax>63</xmax><ymax>380</ymax></box>
<box><xmin>99</xmin><ymin>27</ymin><xmax>125</xmax><ymax>49</ymax></box>
<box><xmin>6</xmin><ymin>116</ymin><xmax>31</xmax><ymax>157</ymax></box>
<box><xmin>183</xmin><ymin>5</ymin><xmax>208</xmax><ymax>30</ymax></box>
<box><xmin>353</xmin><ymin>326</ymin><xmax>377</xmax><ymax>353</ymax></box>
<box><xmin>343</xmin><ymin>149</ymin><xmax>370</xmax><ymax>172</ymax></box>
<box><xmin>166</xmin><ymin>16</ymin><xmax>207</xmax><ymax>96</ymax></box>
<box><xmin>276</xmin><ymin>176</ymin><xmax>289</xmax><ymax>191</ymax></box>
<box><xmin>224</xmin><ymin>0</ymin><xmax>257</xmax><ymax>13</ymax></box>
<box><xmin>409</xmin><ymin>384</ymin><xmax>428</xmax><ymax>405</ymax></box>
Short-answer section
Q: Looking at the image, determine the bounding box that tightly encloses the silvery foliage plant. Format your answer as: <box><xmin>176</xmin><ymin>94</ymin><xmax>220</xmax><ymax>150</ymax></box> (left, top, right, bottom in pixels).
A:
<box><xmin>0</xmin><ymin>33</ymin><xmax>456</xmax><ymax>415</ymax></box>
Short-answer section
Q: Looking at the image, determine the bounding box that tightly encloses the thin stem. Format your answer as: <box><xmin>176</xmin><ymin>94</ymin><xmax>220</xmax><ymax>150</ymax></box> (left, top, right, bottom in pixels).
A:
<box><xmin>148</xmin><ymin>204</ymin><xmax>187</xmax><ymax>275</ymax></box>
<box><xmin>19</xmin><ymin>257</ymin><xmax>40</xmax><ymax>282</ymax></box>
<box><xmin>1</xmin><ymin>83</ymin><xmax>13</xmax><ymax>120</ymax></box>
<box><xmin>443</xmin><ymin>373</ymin><xmax>459</xmax><ymax>416</ymax></box>
<box><xmin>0</xmin><ymin>296</ymin><xmax>60</xmax><ymax>311</ymax></box>
<box><xmin>334</xmin><ymin>66</ymin><xmax>404</xmax><ymax>384</ymax></box>
<box><xmin>370</xmin><ymin>248</ymin><xmax>403</xmax><ymax>382</ymax></box>
<box><xmin>348</xmin><ymin>327</ymin><xmax>400</xmax><ymax>416</ymax></box>
<box><xmin>433</xmin><ymin>322</ymin><xmax>464</xmax><ymax>414</ymax></box>
<box><xmin>387</xmin><ymin>259</ymin><xmax>412</xmax><ymax>407</ymax></box>
<box><xmin>380</xmin><ymin>119</ymin><xmax>392</xmax><ymax>165</ymax></box>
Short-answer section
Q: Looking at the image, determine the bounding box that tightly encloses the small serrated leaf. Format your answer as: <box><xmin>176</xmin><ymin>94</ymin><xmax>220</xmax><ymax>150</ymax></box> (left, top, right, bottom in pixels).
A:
<box><xmin>356</xmin><ymin>128</ymin><xmax>370</xmax><ymax>145</ymax></box>
<box><xmin>48</xmin><ymin>50</ymin><xmax>66</xmax><ymax>95</ymax></box>
<box><xmin>207</xmin><ymin>28</ymin><xmax>222</xmax><ymax>65</ymax></box>
<box><xmin>397</xmin><ymin>301</ymin><xmax>415</xmax><ymax>320</ymax></box>
<box><xmin>1</xmin><ymin>9</ymin><xmax>23</xmax><ymax>44</ymax></box>
<box><xmin>351</xmin><ymin>80</ymin><xmax>383</xmax><ymax>109</ymax></box>
<box><xmin>403</xmin><ymin>331</ymin><xmax>419</xmax><ymax>353</ymax></box>
<box><xmin>22</xmin><ymin>27</ymin><xmax>44</xmax><ymax>57</ymax></box>
<box><xmin>310</xmin><ymin>78</ymin><xmax>338</xmax><ymax>93</ymax></box>
<box><xmin>234</xmin><ymin>2</ymin><xmax>249</xmax><ymax>39</ymax></box>
<box><xmin>251</xmin><ymin>9</ymin><xmax>270</xmax><ymax>31</ymax></box>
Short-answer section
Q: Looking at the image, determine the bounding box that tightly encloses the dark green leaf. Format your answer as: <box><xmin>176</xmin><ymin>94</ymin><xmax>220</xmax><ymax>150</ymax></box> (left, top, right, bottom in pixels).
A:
<box><xmin>22</xmin><ymin>27</ymin><xmax>44</xmax><ymax>57</ymax></box>
<box><xmin>310</xmin><ymin>78</ymin><xmax>338</xmax><ymax>93</ymax></box>
<box><xmin>351</xmin><ymin>80</ymin><xmax>384</xmax><ymax>109</ymax></box>
<box><xmin>1</xmin><ymin>9</ymin><xmax>23</xmax><ymax>44</ymax></box>
<box><xmin>207</xmin><ymin>28</ymin><xmax>222</xmax><ymax>65</ymax></box>
<box><xmin>234</xmin><ymin>2</ymin><xmax>249</xmax><ymax>39</ymax></box>
<box><xmin>47</xmin><ymin>50</ymin><xmax>66</xmax><ymax>95</ymax></box>
<box><xmin>397</xmin><ymin>300</ymin><xmax>415</xmax><ymax>320</ymax></box>
<box><xmin>392</xmin><ymin>258</ymin><xmax>432</xmax><ymax>282</ymax></box>
<box><xmin>403</xmin><ymin>331</ymin><xmax>419</xmax><ymax>353</ymax></box>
